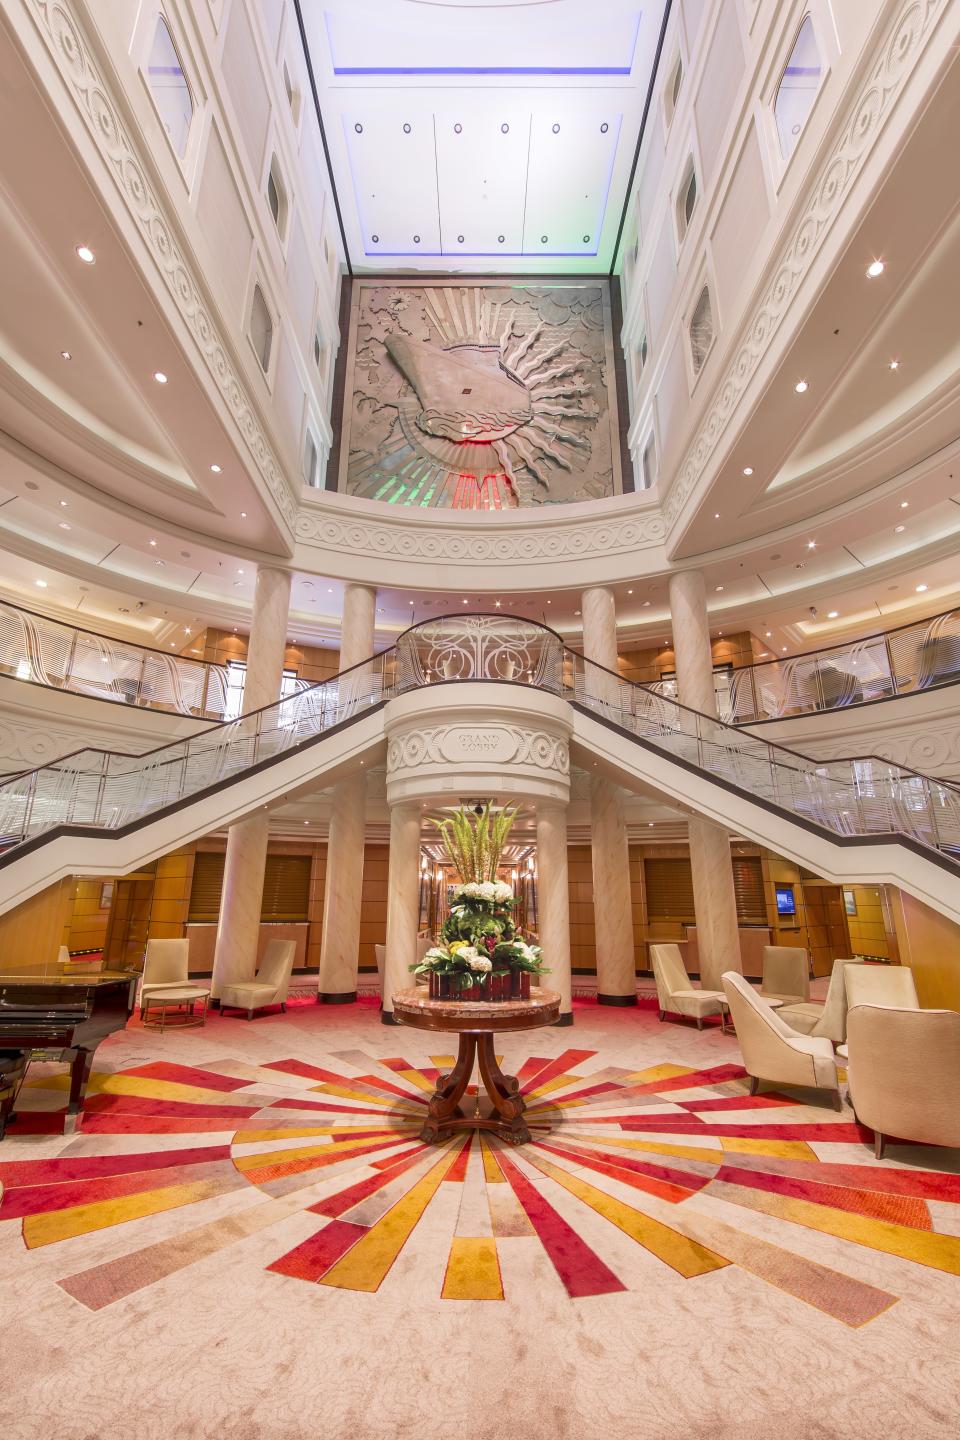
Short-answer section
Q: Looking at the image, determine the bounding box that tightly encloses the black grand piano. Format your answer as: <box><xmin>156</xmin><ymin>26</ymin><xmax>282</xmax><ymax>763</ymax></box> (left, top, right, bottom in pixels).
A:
<box><xmin>0</xmin><ymin>971</ymin><xmax>137</xmax><ymax>1138</ymax></box>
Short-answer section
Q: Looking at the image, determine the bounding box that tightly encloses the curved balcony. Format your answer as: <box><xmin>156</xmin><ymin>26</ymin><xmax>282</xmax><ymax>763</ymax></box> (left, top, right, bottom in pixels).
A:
<box><xmin>1</xmin><ymin>617</ymin><xmax>958</xmax><ymax>882</ymax></box>
<box><xmin>695</xmin><ymin>607</ymin><xmax>960</xmax><ymax>724</ymax></box>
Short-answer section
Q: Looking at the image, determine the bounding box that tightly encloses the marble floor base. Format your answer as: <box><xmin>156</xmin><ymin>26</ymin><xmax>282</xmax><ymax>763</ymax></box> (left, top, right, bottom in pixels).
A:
<box><xmin>1</xmin><ymin>997</ymin><xmax>958</xmax><ymax>1440</ymax></box>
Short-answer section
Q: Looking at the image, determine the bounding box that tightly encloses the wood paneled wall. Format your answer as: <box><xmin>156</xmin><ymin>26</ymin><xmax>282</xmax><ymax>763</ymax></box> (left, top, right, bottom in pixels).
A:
<box><xmin>185</xmin><ymin>629</ymin><xmax>341</xmax><ymax>687</ymax></box>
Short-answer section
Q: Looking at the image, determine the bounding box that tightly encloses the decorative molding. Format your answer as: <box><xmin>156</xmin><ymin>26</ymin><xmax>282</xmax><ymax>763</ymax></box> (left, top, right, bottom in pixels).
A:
<box><xmin>387</xmin><ymin>725</ymin><xmax>569</xmax><ymax>778</ymax></box>
<box><xmin>25</xmin><ymin>0</ymin><xmax>298</xmax><ymax>532</ymax></box>
<box><xmin>662</xmin><ymin>0</ymin><xmax>946</xmax><ymax>533</ymax></box>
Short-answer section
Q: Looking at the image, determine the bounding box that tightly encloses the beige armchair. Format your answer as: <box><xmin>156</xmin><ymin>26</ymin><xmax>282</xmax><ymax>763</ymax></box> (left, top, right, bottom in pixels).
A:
<box><xmin>220</xmin><ymin>939</ymin><xmax>297</xmax><ymax>1020</ymax></box>
<box><xmin>844</xmin><ymin>963</ymin><xmax>918</xmax><ymax>1010</ymax></box>
<box><xmin>722</xmin><ymin>971</ymin><xmax>842</xmax><ymax>1109</ymax></box>
<box><xmin>777</xmin><ymin>957</ymin><xmax>863</xmax><ymax>1043</ymax></box>
<box><xmin>651</xmin><ymin>944</ymin><xmax>728</xmax><ymax>1032</ymax></box>
<box><xmin>140</xmin><ymin>937</ymin><xmax>208</xmax><ymax>1029</ymax></box>
<box><xmin>760</xmin><ymin>945</ymin><xmax>810</xmax><ymax>1004</ymax></box>
<box><xmin>846</xmin><ymin>1005</ymin><xmax>960</xmax><ymax>1158</ymax></box>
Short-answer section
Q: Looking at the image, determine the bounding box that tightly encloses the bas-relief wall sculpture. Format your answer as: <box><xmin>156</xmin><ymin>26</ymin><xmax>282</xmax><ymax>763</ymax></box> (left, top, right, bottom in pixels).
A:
<box><xmin>339</xmin><ymin>281</ymin><xmax>622</xmax><ymax>509</ymax></box>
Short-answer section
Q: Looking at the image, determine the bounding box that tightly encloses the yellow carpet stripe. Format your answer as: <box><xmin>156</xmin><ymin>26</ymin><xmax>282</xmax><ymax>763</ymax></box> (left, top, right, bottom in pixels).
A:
<box><xmin>23</xmin><ymin>1179</ymin><xmax>237</xmax><ymax>1249</ymax></box>
<box><xmin>26</xmin><ymin>1072</ymin><xmax>253</xmax><ymax>1107</ymax></box>
<box><xmin>319</xmin><ymin>1144</ymin><xmax>462</xmax><ymax>1292</ymax></box>
<box><xmin>526</xmin><ymin>1153</ymin><xmax>729</xmax><ymax>1278</ymax></box>
<box><xmin>233</xmin><ymin>1123</ymin><xmax>418</xmax><ymax>1144</ymax></box>
<box><xmin>480</xmin><ymin>1135</ymin><xmax>506</xmax><ymax>1183</ymax></box>
<box><xmin>526</xmin><ymin>1074</ymin><xmax>585</xmax><ymax>1098</ymax></box>
<box><xmin>441</xmin><ymin>1237</ymin><xmax>504</xmax><ymax>1301</ymax></box>
<box><xmin>711</xmin><ymin>1181</ymin><xmax>960</xmax><ymax>1276</ymax></box>
<box><xmin>308</xmin><ymin>1082</ymin><xmax>419</xmax><ymax>1108</ymax></box>
<box><xmin>388</xmin><ymin>1069</ymin><xmax>438</xmax><ymax>1093</ymax></box>
<box><xmin>720</xmin><ymin>1137</ymin><xmax>819</xmax><ymax>1160</ymax></box>
<box><xmin>624</xmin><ymin>1064</ymin><xmax>694</xmax><ymax>1083</ymax></box>
<box><xmin>233</xmin><ymin>1133</ymin><xmax>408</xmax><ymax>1172</ymax></box>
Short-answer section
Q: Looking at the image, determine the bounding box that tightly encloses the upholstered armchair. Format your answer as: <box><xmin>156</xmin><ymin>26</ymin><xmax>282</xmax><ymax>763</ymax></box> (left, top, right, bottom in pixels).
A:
<box><xmin>722</xmin><ymin>971</ymin><xmax>842</xmax><ymax>1109</ymax></box>
<box><xmin>777</xmin><ymin>957</ymin><xmax>863</xmax><ymax>1043</ymax></box>
<box><xmin>141</xmin><ymin>939</ymin><xmax>201</xmax><ymax>1003</ymax></box>
<box><xmin>844</xmin><ymin>963</ymin><xmax>919</xmax><ymax>1010</ymax></box>
<box><xmin>846</xmin><ymin>1004</ymin><xmax>960</xmax><ymax>1157</ymax></box>
<box><xmin>220</xmin><ymin>939</ymin><xmax>297</xmax><ymax>1020</ymax></box>
<box><xmin>760</xmin><ymin>945</ymin><xmax>810</xmax><ymax>1003</ymax></box>
<box><xmin>650</xmin><ymin>943</ymin><xmax>728</xmax><ymax>1032</ymax></box>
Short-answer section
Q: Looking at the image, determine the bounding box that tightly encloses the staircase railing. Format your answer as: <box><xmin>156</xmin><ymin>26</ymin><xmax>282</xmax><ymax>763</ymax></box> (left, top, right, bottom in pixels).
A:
<box><xmin>0</xmin><ymin>614</ymin><xmax>958</xmax><ymax>866</ymax></box>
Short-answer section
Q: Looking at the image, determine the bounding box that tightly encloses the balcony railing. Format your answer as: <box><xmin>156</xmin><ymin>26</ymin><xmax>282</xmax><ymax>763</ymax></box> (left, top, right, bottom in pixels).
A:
<box><xmin>656</xmin><ymin>606</ymin><xmax>960</xmax><ymax>724</ymax></box>
<box><xmin>1</xmin><ymin>616</ymin><xmax>959</xmax><ymax>871</ymax></box>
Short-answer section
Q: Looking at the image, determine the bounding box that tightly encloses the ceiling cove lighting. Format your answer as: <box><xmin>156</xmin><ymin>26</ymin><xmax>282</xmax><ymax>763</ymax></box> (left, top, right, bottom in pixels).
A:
<box><xmin>75</xmin><ymin>245</ymin><xmax>95</xmax><ymax>264</ymax></box>
<box><xmin>866</xmin><ymin>259</ymin><xmax>885</xmax><ymax>278</ymax></box>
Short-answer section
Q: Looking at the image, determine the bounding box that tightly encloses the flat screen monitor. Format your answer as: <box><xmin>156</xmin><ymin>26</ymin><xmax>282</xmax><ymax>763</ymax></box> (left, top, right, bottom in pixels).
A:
<box><xmin>775</xmin><ymin>884</ymin><xmax>796</xmax><ymax>917</ymax></box>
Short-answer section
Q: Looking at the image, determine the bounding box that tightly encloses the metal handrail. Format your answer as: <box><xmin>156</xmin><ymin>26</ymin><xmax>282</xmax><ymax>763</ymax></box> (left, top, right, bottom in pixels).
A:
<box><xmin>0</xmin><ymin>614</ymin><xmax>958</xmax><ymax>866</ymax></box>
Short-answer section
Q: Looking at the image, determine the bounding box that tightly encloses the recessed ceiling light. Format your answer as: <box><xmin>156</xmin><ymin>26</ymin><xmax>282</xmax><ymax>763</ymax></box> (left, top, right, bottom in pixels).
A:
<box><xmin>828</xmin><ymin>610</ymin><xmax>839</xmax><ymax>619</ymax></box>
<box><xmin>237</xmin><ymin>568</ymin><xmax>244</xmax><ymax>576</ymax></box>
<box><xmin>462</xmin><ymin>598</ymin><xmax>468</xmax><ymax>604</ymax></box>
<box><xmin>895</xmin><ymin>524</ymin><xmax>905</xmax><ymax>533</ymax></box>
<box><xmin>59</xmin><ymin>499</ymin><xmax>68</xmax><ymax>508</ymax></box>
<box><xmin>240</xmin><ymin>511</ymin><xmax>247</xmax><ymax>518</ymax></box>
<box><xmin>210</xmin><ymin>464</ymin><xmax>222</xmax><ymax>473</ymax></box>
<box><xmin>765</xmin><ymin>631</ymin><xmax>773</xmax><ymax>638</ymax></box>
<box><xmin>149</xmin><ymin>539</ymin><xmax>157</xmax><ymax>546</ymax></box>
<box><xmin>546</xmin><ymin>600</ymin><xmax>551</xmax><ymax>604</ymax></box>
<box><xmin>715</xmin><ymin>585</ymin><xmax>724</xmax><ymax>592</ymax></box>
<box><xmin>807</xmin><ymin>540</ymin><xmax>817</xmax><ymax>549</ymax></box>
<box><xmin>304</xmin><ymin>820</ymin><xmax>310</xmax><ymax>826</ymax></box>
<box><xmin>781</xmin><ymin>646</ymin><xmax>788</xmax><ymax>652</ymax></box>
<box><xmin>627</xmin><ymin>589</ymin><xmax>633</xmax><ymax>595</ymax></box>
<box><xmin>642</xmin><ymin>599</ymin><xmax>651</xmax><ymax>607</ymax></box>
<box><xmin>916</xmin><ymin>583</ymin><xmax>928</xmax><ymax>593</ymax></box>
<box><xmin>900</xmin><ymin>501</ymin><xmax>909</xmax><ymax>509</ymax></box>
<box><xmin>866</xmin><ymin>259</ymin><xmax>885</xmax><ymax>278</ymax></box>
<box><xmin>34</xmin><ymin>579</ymin><xmax>48</xmax><ymax>588</ymax></box>
<box><xmin>155</xmin><ymin>559</ymin><xmax>166</xmax><ymax>567</ymax></box>
<box><xmin>59</xmin><ymin>522</ymin><xmax>71</xmax><ymax>530</ymax></box>
<box><xmin>75</xmin><ymin>245</ymin><xmax>95</xmax><ymax>264</ymax></box>
<box><xmin>714</xmin><ymin>512</ymin><xmax>720</xmax><ymax>519</ymax></box>
<box><xmin>742</xmin><ymin>466</ymin><xmax>753</xmax><ymax>476</ymax></box>
<box><xmin>153</xmin><ymin>371</ymin><xmax>168</xmax><ymax>384</ymax></box>
<box><xmin>60</xmin><ymin>350</ymin><xmax>72</xmax><ymax>361</ymax></box>
<box><xmin>794</xmin><ymin>379</ymin><xmax>809</xmax><ymax>393</ymax></box>
<box><xmin>888</xmin><ymin>359</ymin><xmax>900</xmax><ymax>370</ymax></box>
<box><xmin>494</xmin><ymin>600</ymin><xmax>501</xmax><ymax>607</ymax></box>
<box><xmin>409</xmin><ymin>600</ymin><xmax>414</xmax><ymax>606</ymax></box>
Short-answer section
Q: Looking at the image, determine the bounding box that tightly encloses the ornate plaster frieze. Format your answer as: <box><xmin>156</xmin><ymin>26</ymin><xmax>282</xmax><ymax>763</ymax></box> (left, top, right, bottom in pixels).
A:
<box><xmin>662</xmin><ymin>0</ymin><xmax>947</xmax><ymax>536</ymax></box>
<box><xmin>387</xmin><ymin>725</ymin><xmax>569</xmax><ymax>777</ymax></box>
<box><xmin>24</xmin><ymin>0</ymin><xmax>298</xmax><ymax>532</ymax></box>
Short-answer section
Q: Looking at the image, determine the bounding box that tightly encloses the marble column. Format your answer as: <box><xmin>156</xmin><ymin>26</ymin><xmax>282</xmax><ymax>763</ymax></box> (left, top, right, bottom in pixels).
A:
<box><xmin>536</xmin><ymin>803</ymin><xmax>573</xmax><ymax>1023</ymax></box>
<box><xmin>380</xmin><ymin>802</ymin><xmax>422</xmax><ymax>1024</ymax></box>
<box><xmin>590</xmin><ymin>775</ymin><xmax>637</xmax><ymax>1004</ymax></box>
<box><xmin>668</xmin><ymin>569</ymin><xmax>741</xmax><ymax>988</ymax></box>
<box><xmin>211</xmin><ymin>566</ymin><xmax>292</xmax><ymax>999</ymax></box>
<box><xmin>581</xmin><ymin>587</ymin><xmax>636</xmax><ymax>1004</ymax></box>
<box><xmin>318</xmin><ymin>583</ymin><xmax>377</xmax><ymax>1002</ymax></box>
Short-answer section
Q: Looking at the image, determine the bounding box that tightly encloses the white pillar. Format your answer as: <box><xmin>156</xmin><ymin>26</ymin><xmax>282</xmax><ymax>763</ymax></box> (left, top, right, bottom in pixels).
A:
<box><xmin>381</xmin><ymin>802</ymin><xmax>422</xmax><ymax>1023</ymax></box>
<box><xmin>318</xmin><ymin>583</ymin><xmax>377</xmax><ymax>1002</ymax></box>
<box><xmin>211</xmin><ymin>566</ymin><xmax>292</xmax><ymax>999</ymax></box>
<box><xmin>537</xmin><ymin>803</ymin><xmax>572</xmax><ymax>1022</ymax></box>
<box><xmin>668</xmin><ymin>570</ymin><xmax>741</xmax><ymax>988</ymax></box>
<box><xmin>590</xmin><ymin>775</ymin><xmax>637</xmax><ymax>1005</ymax></box>
<box><xmin>581</xmin><ymin>587</ymin><xmax>636</xmax><ymax>1005</ymax></box>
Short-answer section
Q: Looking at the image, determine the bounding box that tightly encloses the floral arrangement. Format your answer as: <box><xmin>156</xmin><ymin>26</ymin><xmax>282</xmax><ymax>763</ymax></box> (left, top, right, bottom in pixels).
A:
<box><xmin>411</xmin><ymin>805</ymin><xmax>546</xmax><ymax>1001</ymax></box>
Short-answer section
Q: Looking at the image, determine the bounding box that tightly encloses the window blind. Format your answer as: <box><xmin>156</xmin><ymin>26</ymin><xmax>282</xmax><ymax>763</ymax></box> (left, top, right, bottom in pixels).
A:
<box><xmin>732</xmin><ymin>855</ymin><xmax>767</xmax><ymax>926</ymax></box>
<box><xmin>644</xmin><ymin>858</ymin><xmax>695</xmax><ymax>922</ymax></box>
<box><xmin>187</xmin><ymin>852</ymin><xmax>311</xmax><ymax>923</ymax></box>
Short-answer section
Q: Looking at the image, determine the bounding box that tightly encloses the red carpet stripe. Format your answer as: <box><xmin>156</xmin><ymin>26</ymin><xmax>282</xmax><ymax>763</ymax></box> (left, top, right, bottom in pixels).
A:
<box><xmin>241</xmin><ymin>1136</ymin><xmax>413</xmax><ymax>1186</ymax></box>
<box><xmin>267</xmin><ymin>1098</ymin><xmax>419</xmax><ymax>1118</ymax></box>
<box><xmin>267</xmin><ymin>1220</ymin><xmax>368</xmax><ymax>1281</ymax></box>
<box><xmin>310</xmin><ymin>1144</ymin><xmax>437</xmax><ymax>1217</ymax></box>
<box><xmin>714</xmin><ymin>1164</ymin><xmax>936</xmax><ymax>1228</ymax></box>
<box><xmin>78</xmin><ymin>1115</ymin><xmax>242</xmax><ymax>1136</ymax></box>
<box><xmin>380</xmin><ymin>1057</ymin><xmax>441</xmax><ymax>1083</ymax></box>
<box><xmin>513</xmin><ymin>1056</ymin><xmax>553</xmax><ymax>1086</ymax></box>
<box><xmin>628</xmin><ymin>1064</ymin><xmax>748</xmax><ymax>1096</ymax></box>
<box><xmin>495</xmin><ymin>1148</ymin><xmax>627</xmax><ymax>1298</ymax></box>
<box><xmin>445</xmin><ymin>1134</ymin><xmax>473</xmax><ymax>1183</ymax></box>
<box><xmin>677</xmin><ymin>1094</ymin><xmax>798</xmax><ymax>1113</ymax></box>
<box><xmin>83</xmin><ymin>1095</ymin><xmax>260</xmax><ymax>1121</ymax></box>
<box><xmin>617</xmin><ymin>1121</ymin><xmax>872</xmax><ymax>1142</ymax></box>
<box><xmin>725</xmin><ymin>1154</ymin><xmax>960</xmax><ymax>1203</ymax></box>
<box><xmin>534</xmin><ymin>1138</ymin><xmax>713</xmax><ymax>1201</ymax></box>
<box><xmin>122</xmin><ymin>1062</ymin><xmax>250</xmax><ymax>1092</ymax></box>
<box><xmin>520</xmin><ymin>1049</ymin><xmax>597</xmax><ymax>1094</ymax></box>
<box><xmin>0</xmin><ymin>1143</ymin><xmax>232</xmax><ymax>1188</ymax></box>
<box><xmin>0</xmin><ymin>1158</ymin><xmax>239</xmax><ymax>1219</ymax></box>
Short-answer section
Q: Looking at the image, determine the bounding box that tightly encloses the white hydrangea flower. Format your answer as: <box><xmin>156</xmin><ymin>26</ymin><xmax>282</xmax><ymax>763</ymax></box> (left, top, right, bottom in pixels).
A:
<box><xmin>462</xmin><ymin>882</ymin><xmax>481</xmax><ymax>898</ymax></box>
<box><xmin>424</xmin><ymin>947</ymin><xmax>449</xmax><ymax>963</ymax></box>
<box><xmin>493</xmin><ymin>882</ymin><xmax>513</xmax><ymax>902</ymax></box>
<box><xmin>459</xmin><ymin>946</ymin><xmax>480</xmax><ymax>963</ymax></box>
<box><xmin>478</xmin><ymin>881</ymin><xmax>497</xmax><ymax>900</ymax></box>
<box><xmin>467</xmin><ymin>955</ymin><xmax>493</xmax><ymax>973</ymax></box>
<box><xmin>516</xmin><ymin>941</ymin><xmax>534</xmax><ymax>960</ymax></box>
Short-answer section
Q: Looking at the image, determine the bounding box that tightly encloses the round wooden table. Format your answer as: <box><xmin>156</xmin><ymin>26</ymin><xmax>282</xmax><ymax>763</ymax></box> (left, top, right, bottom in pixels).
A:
<box><xmin>392</xmin><ymin>986</ymin><xmax>561</xmax><ymax>1146</ymax></box>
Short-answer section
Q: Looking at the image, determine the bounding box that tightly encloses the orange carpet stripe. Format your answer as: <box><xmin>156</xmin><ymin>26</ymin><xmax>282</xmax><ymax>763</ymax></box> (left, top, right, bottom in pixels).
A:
<box><xmin>318</xmin><ymin>1144</ymin><xmax>463</xmax><ymax>1292</ymax></box>
<box><xmin>238</xmin><ymin>1135</ymin><xmax>412</xmax><ymax>1185</ymax></box>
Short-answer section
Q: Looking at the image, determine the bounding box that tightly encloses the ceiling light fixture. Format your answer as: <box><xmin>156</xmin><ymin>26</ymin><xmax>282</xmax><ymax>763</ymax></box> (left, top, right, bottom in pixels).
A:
<box><xmin>888</xmin><ymin>359</ymin><xmax>900</xmax><ymax>370</ymax></box>
<box><xmin>714</xmin><ymin>512</ymin><xmax>720</xmax><ymax>519</ymax></box>
<box><xmin>765</xmin><ymin>631</ymin><xmax>773</xmax><ymax>638</ymax></box>
<box><xmin>149</xmin><ymin>539</ymin><xmax>157</xmax><ymax>546</ymax></box>
<box><xmin>35</xmin><ymin>579</ymin><xmax>48</xmax><ymax>588</ymax></box>
<box><xmin>210</xmin><ymin>464</ymin><xmax>222</xmax><ymax>473</ymax></box>
<box><xmin>900</xmin><ymin>501</ymin><xmax>909</xmax><ymax>509</ymax></box>
<box><xmin>895</xmin><ymin>524</ymin><xmax>906</xmax><ymax>533</ymax></box>
<box><xmin>715</xmin><ymin>585</ymin><xmax>724</xmax><ymax>592</ymax></box>
<box><xmin>495</xmin><ymin>600</ymin><xmax>501</xmax><ymax>607</ymax></box>
<box><xmin>462</xmin><ymin>598</ymin><xmax>469</xmax><ymax>605</ymax></box>
<box><xmin>742</xmin><ymin>466</ymin><xmax>753</xmax><ymax>476</ymax></box>
<box><xmin>153</xmin><ymin>371</ymin><xmax>168</xmax><ymax>384</ymax></box>
<box><xmin>627</xmin><ymin>589</ymin><xmax>633</xmax><ymax>595</ymax></box>
<box><xmin>59</xmin><ymin>499</ymin><xmax>68</xmax><ymax>508</ymax></box>
<box><xmin>75</xmin><ymin>245</ymin><xmax>95</xmax><ymax>264</ymax></box>
<box><xmin>828</xmin><ymin>610</ymin><xmax>839</xmax><ymax>619</ymax></box>
<box><xmin>916</xmin><ymin>583</ymin><xmax>928</xmax><ymax>593</ymax></box>
<box><xmin>240</xmin><ymin>511</ymin><xmax>247</xmax><ymax>518</ymax></box>
<box><xmin>794</xmin><ymin>379</ymin><xmax>809</xmax><ymax>394</ymax></box>
<box><xmin>60</xmin><ymin>350</ymin><xmax>72</xmax><ymax>361</ymax></box>
<box><xmin>866</xmin><ymin>259</ymin><xmax>885</xmax><ymax>278</ymax></box>
<box><xmin>807</xmin><ymin>540</ymin><xmax>817</xmax><ymax>549</ymax></box>
<box><xmin>59</xmin><ymin>522</ymin><xmax>71</xmax><ymax>530</ymax></box>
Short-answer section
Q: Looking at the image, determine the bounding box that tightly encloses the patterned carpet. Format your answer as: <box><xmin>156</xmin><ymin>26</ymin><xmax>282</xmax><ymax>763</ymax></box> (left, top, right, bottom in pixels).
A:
<box><xmin>2</xmin><ymin>1001</ymin><xmax>959</xmax><ymax>1439</ymax></box>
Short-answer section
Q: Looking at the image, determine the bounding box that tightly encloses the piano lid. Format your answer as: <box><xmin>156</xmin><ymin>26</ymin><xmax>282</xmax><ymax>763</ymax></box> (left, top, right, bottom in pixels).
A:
<box><xmin>0</xmin><ymin>971</ymin><xmax>138</xmax><ymax>987</ymax></box>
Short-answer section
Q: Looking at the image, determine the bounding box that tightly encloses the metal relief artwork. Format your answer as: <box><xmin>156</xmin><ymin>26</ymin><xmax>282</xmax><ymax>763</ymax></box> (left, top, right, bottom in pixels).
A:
<box><xmin>341</xmin><ymin>282</ymin><xmax>621</xmax><ymax>509</ymax></box>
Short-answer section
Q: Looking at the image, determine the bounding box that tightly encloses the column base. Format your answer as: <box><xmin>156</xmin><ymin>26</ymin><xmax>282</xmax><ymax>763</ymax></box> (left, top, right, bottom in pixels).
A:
<box><xmin>317</xmin><ymin>991</ymin><xmax>357</xmax><ymax>1005</ymax></box>
<box><xmin>597</xmin><ymin>993</ymin><xmax>638</xmax><ymax>1007</ymax></box>
<box><xmin>381</xmin><ymin>1009</ymin><xmax>401</xmax><ymax>1026</ymax></box>
<box><xmin>554</xmin><ymin>1012</ymin><xmax>574</xmax><ymax>1027</ymax></box>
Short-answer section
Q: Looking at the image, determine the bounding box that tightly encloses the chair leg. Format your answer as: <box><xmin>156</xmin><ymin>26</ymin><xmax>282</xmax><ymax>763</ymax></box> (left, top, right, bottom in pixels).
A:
<box><xmin>874</xmin><ymin>1131</ymin><xmax>885</xmax><ymax>1160</ymax></box>
<box><xmin>696</xmin><ymin>1017</ymin><xmax>703</xmax><ymax>1031</ymax></box>
<box><xmin>281</xmin><ymin>1002</ymin><xmax>286</xmax><ymax>1013</ymax></box>
<box><xmin>658</xmin><ymin>1009</ymin><xmax>664</xmax><ymax>1022</ymax></box>
<box><xmin>831</xmin><ymin>1089</ymin><xmax>843</xmax><ymax>1113</ymax></box>
<box><xmin>247</xmin><ymin>1008</ymin><xmax>254</xmax><ymax>1021</ymax></box>
<box><xmin>749</xmin><ymin>1076</ymin><xmax>760</xmax><ymax>1096</ymax></box>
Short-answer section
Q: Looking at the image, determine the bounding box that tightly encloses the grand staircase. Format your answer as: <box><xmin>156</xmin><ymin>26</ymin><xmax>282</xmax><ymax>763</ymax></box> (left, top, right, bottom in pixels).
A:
<box><xmin>1</xmin><ymin>617</ymin><xmax>958</xmax><ymax>921</ymax></box>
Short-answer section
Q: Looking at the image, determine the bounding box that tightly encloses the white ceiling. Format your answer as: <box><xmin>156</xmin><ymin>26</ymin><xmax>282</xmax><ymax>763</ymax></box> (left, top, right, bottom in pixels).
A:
<box><xmin>299</xmin><ymin>0</ymin><xmax>668</xmax><ymax>271</ymax></box>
